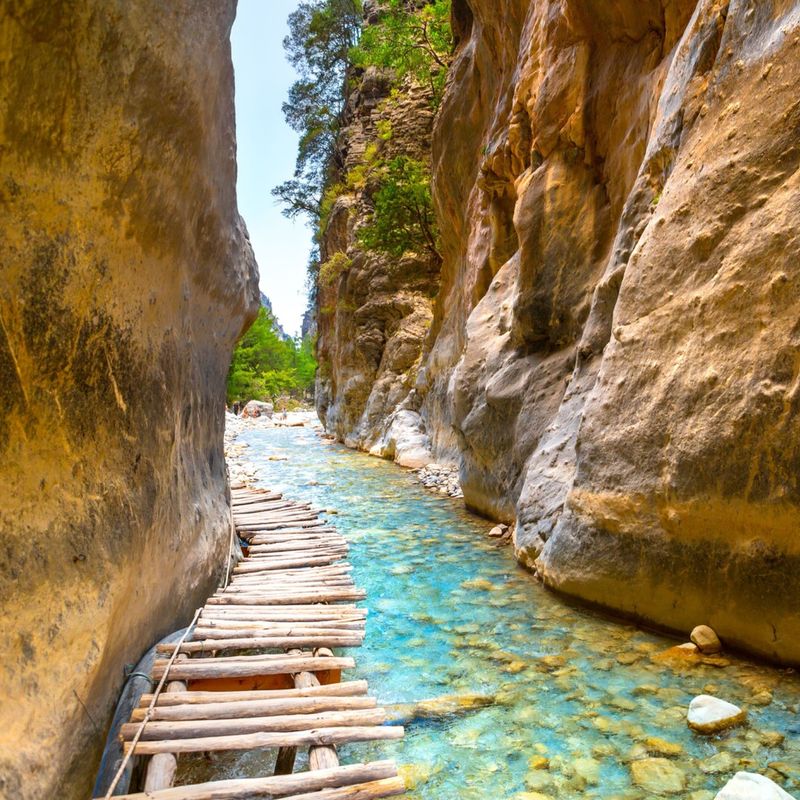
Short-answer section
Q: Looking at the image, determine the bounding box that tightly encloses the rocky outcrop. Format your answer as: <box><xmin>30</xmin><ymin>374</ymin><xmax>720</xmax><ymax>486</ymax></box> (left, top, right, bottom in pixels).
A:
<box><xmin>314</xmin><ymin>0</ymin><xmax>800</xmax><ymax>663</ymax></box>
<box><xmin>417</xmin><ymin>0</ymin><xmax>800</xmax><ymax>663</ymax></box>
<box><xmin>315</xmin><ymin>64</ymin><xmax>442</xmax><ymax>467</ymax></box>
<box><xmin>0</xmin><ymin>2</ymin><xmax>258</xmax><ymax>798</ymax></box>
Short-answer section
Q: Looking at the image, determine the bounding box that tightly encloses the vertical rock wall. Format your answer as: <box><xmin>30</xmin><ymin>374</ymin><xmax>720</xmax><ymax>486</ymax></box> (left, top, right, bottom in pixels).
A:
<box><xmin>422</xmin><ymin>0</ymin><xmax>800</xmax><ymax>663</ymax></box>
<box><xmin>0</xmin><ymin>2</ymin><xmax>259</xmax><ymax>797</ymax></box>
<box><xmin>315</xmin><ymin>66</ymin><xmax>441</xmax><ymax>468</ymax></box>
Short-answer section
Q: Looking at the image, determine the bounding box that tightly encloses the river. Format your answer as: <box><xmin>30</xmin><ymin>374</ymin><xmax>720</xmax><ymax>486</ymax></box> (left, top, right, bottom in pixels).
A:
<box><xmin>187</xmin><ymin>421</ymin><xmax>800</xmax><ymax>798</ymax></box>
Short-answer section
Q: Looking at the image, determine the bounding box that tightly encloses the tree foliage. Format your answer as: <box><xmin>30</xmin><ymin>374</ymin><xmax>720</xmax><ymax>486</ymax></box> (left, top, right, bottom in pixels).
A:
<box><xmin>272</xmin><ymin>0</ymin><xmax>362</xmax><ymax>225</ymax></box>
<box><xmin>350</xmin><ymin>0</ymin><xmax>452</xmax><ymax>102</ymax></box>
<box><xmin>227</xmin><ymin>308</ymin><xmax>317</xmax><ymax>404</ymax></box>
<box><xmin>357</xmin><ymin>156</ymin><xmax>440</xmax><ymax>258</ymax></box>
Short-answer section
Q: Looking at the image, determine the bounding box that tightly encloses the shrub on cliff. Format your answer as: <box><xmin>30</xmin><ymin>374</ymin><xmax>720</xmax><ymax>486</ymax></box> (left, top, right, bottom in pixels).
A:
<box><xmin>357</xmin><ymin>156</ymin><xmax>440</xmax><ymax>259</ymax></box>
<box><xmin>350</xmin><ymin>0</ymin><xmax>452</xmax><ymax>103</ymax></box>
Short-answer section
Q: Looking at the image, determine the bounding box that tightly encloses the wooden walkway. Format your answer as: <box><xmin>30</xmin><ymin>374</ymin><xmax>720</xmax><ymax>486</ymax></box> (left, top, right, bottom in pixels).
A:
<box><xmin>100</xmin><ymin>486</ymin><xmax>405</xmax><ymax>800</ymax></box>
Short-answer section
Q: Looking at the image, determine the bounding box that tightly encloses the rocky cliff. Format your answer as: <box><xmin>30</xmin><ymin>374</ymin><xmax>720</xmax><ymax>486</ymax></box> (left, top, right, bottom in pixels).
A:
<box><xmin>315</xmin><ymin>65</ymin><xmax>441</xmax><ymax>468</ymax></box>
<box><xmin>420</xmin><ymin>0</ymin><xmax>800</xmax><ymax>664</ymax></box>
<box><xmin>0</xmin><ymin>2</ymin><xmax>259</xmax><ymax>797</ymax></box>
<box><xmin>318</xmin><ymin>0</ymin><xmax>800</xmax><ymax>664</ymax></box>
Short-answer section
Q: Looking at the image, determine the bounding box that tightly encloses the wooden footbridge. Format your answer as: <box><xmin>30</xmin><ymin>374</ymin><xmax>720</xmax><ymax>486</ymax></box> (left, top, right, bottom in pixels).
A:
<box><xmin>98</xmin><ymin>485</ymin><xmax>406</xmax><ymax>799</ymax></box>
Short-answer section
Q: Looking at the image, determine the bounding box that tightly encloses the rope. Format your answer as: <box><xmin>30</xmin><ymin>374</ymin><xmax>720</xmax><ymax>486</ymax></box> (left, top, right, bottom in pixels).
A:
<box><xmin>103</xmin><ymin>607</ymin><xmax>202</xmax><ymax>799</ymax></box>
<box><xmin>223</xmin><ymin>500</ymin><xmax>237</xmax><ymax>589</ymax></box>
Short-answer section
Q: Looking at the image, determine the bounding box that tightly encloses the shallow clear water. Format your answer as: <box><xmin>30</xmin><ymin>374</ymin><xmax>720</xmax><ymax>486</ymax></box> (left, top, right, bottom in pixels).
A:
<box><xmin>208</xmin><ymin>424</ymin><xmax>800</xmax><ymax>798</ymax></box>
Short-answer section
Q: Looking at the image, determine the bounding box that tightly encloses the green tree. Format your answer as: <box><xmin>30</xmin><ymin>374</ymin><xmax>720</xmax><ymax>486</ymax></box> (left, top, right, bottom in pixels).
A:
<box><xmin>227</xmin><ymin>308</ymin><xmax>317</xmax><ymax>403</ymax></box>
<box><xmin>350</xmin><ymin>0</ymin><xmax>452</xmax><ymax>102</ymax></box>
<box><xmin>357</xmin><ymin>156</ymin><xmax>440</xmax><ymax>258</ymax></box>
<box><xmin>272</xmin><ymin>0</ymin><xmax>362</xmax><ymax>225</ymax></box>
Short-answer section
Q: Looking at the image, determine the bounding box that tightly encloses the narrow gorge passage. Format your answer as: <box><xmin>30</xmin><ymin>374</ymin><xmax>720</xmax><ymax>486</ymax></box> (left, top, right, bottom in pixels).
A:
<box><xmin>222</xmin><ymin>419</ymin><xmax>800</xmax><ymax>799</ymax></box>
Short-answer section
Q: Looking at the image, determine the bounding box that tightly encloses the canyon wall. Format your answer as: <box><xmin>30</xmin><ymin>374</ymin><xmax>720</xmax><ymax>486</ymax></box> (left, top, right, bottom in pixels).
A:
<box><xmin>0</xmin><ymin>2</ymin><xmax>259</xmax><ymax>797</ymax></box>
<box><xmin>315</xmin><ymin>67</ymin><xmax>441</xmax><ymax>468</ymax></box>
<box><xmin>317</xmin><ymin>0</ymin><xmax>800</xmax><ymax>664</ymax></box>
<box><xmin>422</xmin><ymin>0</ymin><xmax>800</xmax><ymax>664</ymax></box>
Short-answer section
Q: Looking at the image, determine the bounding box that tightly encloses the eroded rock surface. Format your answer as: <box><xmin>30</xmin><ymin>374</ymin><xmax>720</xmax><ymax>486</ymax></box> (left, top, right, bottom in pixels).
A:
<box><xmin>0</xmin><ymin>2</ymin><xmax>258</xmax><ymax>797</ymax></box>
<box><xmin>315</xmin><ymin>56</ymin><xmax>441</xmax><ymax>465</ymax></box>
<box><xmin>417</xmin><ymin>0</ymin><xmax>800</xmax><ymax>662</ymax></box>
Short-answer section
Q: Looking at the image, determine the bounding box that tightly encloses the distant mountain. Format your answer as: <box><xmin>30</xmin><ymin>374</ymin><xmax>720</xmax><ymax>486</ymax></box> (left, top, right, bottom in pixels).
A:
<box><xmin>259</xmin><ymin>292</ymin><xmax>290</xmax><ymax>340</ymax></box>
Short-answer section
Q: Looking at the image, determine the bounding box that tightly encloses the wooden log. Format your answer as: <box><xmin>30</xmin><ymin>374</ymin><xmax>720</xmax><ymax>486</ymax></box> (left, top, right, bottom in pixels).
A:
<box><xmin>131</xmin><ymin>695</ymin><xmax>377</xmax><ymax>722</ymax></box>
<box><xmin>247</xmin><ymin>542</ymin><xmax>347</xmax><ymax>554</ymax></box>
<box><xmin>142</xmin><ymin>754</ymin><xmax>176</xmax><ymax>792</ymax></box>
<box><xmin>206</xmin><ymin>590</ymin><xmax>366</xmax><ymax>606</ymax></box>
<box><xmin>232</xmin><ymin>556</ymin><xmax>345</xmax><ymax>572</ymax></box>
<box><xmin>142</xmin><ymin>656</ymin><xmax>188</xmax><ymax>792</ymax></box>
<box><xmin>125</xmin><ymin>725</ymin><xmax>405</xmax><ymax>755</ymax></box>
<box><xmin>199</xmin><ymin>611</ymin><xmax>366</xmax><ymax>623</ymax></box>
<box><xmin>139</xmin><ymin>680</ymin><xmax>369</xmax><ymax>707</ymax></box>
<box><xmin>151</xmin><ymin>655</ymin><xmax>355</xmax><ymax>681</ymax></box>
<box><xmin>225</xmin><ymin>580</ymin><xmax>355</xmax><ymax>592</ymax></box>
<box><xmin>121</xmin><ymin>709</ymin><xmax>386</xmax><ymax>741</ymax></box>
<box><xmin>96</xmin><ymin>761</ymin><xmax>399</xmax><ymax>800</ymax></box>
<box><xmin>281</xmin><ymin>777</ymin><xmax>406</xmax><ymax>800</ymax></box>
<box><xmin>237</xmin><ymin>520</ymin><xmax>326</xmax><ymax>532</ymax></box>
<box><xmin>201</xmin><ymin>604</ymin><xmax>365</xmax><ymax>616</ymax></box>
<box><xmin>192</xmin><ymin>623</ymin><xmax>365</xmax><ymax>636</ymax></box>
<box><xmin>162</xmin><ymin>634</ymin><xmax>364</xmax><ymax>653</ymax></box>
<box><xmin>249</xmin><ymin>533</ymin><xmax>340</xmax><ymax>544</ymax></box>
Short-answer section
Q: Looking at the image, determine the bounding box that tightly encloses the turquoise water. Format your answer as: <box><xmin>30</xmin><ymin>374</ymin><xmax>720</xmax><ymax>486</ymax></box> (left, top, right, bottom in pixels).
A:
<box><xmin>226</xmin><ymin>424</ymin><xmax>799</xmax><ymax>798</ymax></box>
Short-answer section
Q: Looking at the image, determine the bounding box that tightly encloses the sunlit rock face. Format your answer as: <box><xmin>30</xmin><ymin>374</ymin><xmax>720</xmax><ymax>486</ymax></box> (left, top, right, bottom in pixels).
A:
<box><xmin>424</xmin><ymin>0</ymin><xmax>800</xmax><ymax>663</ymax></box>
<box><xmin>315</xmin><ymin>67</ymin><xmax>441</xmax><ymax>467</ymax></box>
<box><xmin>0</xmin><ymin>2</ymin><xmax>259</xmax><ymax>797</ymax></box>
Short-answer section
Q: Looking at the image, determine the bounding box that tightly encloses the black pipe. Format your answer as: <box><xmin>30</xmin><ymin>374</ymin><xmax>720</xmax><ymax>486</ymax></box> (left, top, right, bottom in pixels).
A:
<box><xmin>92</xmin><ymin>627</ymin><xmax>188</xmax><ymax>797</ymax></box>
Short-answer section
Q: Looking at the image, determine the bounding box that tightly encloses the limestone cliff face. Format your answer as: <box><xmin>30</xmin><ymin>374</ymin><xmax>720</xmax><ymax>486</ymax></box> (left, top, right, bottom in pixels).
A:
<box><xmin>0</xmin><ymin>2</ymin><xmax>258</xmax><ymax>797</ymax></box>
<box><xmin>315</xmin><ymin>68</ymin><xmax>441</xmax><ymax>467</ymax></box>
<box><xmin>421</xmin><ymin>0</ymin><xmax>800</xmax><ymax>663</ymax></box>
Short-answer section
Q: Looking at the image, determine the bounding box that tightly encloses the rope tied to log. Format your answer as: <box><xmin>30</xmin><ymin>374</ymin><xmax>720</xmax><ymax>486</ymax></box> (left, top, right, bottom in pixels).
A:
<box><xmin>102</xmin><ymin>607</ymin><xmax>202</xmax><ymax>799</ymax></box>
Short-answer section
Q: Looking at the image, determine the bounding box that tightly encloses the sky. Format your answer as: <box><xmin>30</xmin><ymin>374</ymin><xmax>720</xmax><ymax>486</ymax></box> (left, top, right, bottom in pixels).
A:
<box><xmin>231</xmin><ymin>0</ymin><xmax>311</xmax><ymax>338</ymax></box>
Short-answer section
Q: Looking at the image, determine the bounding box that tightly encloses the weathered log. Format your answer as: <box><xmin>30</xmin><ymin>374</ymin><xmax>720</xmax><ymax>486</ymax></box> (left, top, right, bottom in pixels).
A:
<box><xmin>206</xmin><ymin>590</ymin><xmax>366</xmax><ymax>605</ymax></box>
<box><xmin>192</xmin><ymin>623</ymin><xmax>365</xmax><ymax>636</ymax></box>
<box><xmin>231</xmin><ymin>555</ymin><xmax>345</xmax><ymax>571</ymax></box>
<box><xmin>161</xmin><ymin>634</ymin><xmax>364</xmax><ymax>653</ymax></box>
<box><xmin>139</xmin><ymin>681</ymin><xmax>368</xmax><ymax>707</ymax></box>
<box><xmin>131</xmin><ymin>694</ymin><xmax>377</xmax><ymax>722</ymax></box>
<box><xmin>122</xmin><ymin>708</ymin><xmax>386</xmax><ymax>741</ymax></box>
<box><xmin>151</xmin><ymin>655</ymin><xmax>355</xmax><ymax>681</ymax></box>
<box><xmin>125</xmin><ymin>725</ymin><xmax>405</xmax><ymax>755</ymax></box>
<box><xmin>96</xmin><ymin>761</ymin><xmax>399</xmax><ymax>800</ymax></box>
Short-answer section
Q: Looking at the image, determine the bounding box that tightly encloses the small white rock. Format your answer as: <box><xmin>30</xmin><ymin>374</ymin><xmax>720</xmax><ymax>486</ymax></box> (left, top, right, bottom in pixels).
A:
<box><xmin>688</xmin><ymin>695</ymin><xmax>746</xmax><ymax>734</ymax></box>
<box><xmin>714</xmin><ymin>771</ymin><xmax>796</xmax><ymax>799</ymax></box>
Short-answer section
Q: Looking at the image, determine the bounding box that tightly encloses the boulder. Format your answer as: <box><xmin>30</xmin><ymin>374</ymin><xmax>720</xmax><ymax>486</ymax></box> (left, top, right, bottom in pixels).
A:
<box><xmin>692</xmin><ymin>625</ymin><xmax>723</xmax><ymax>654</ymax></box>
<box><xmin>688</xmin><ymin>695</ymin><xmax>747</xmax><ymax>734</ymax></box>
<box><xmin>242</xmin><ymin>400</ymin><xmax>274</xmax><ymax>419</ymax></box>
<box><xmin>714</xmin><ymin>772</ymin><xmax>796</xmax><ymax>799</ymax></box>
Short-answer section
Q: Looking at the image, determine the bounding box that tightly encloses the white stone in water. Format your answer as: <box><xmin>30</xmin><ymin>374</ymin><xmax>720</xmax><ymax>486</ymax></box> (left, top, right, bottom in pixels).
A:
<box><xmin>714</xmin><ymin>772</ymin><xmax>796</xmax><ymax>799</ymax></box>
<box><xmin>688</xmin><ymin>695</ymin><xmax>746</xmax><ymax>734</ymax></box>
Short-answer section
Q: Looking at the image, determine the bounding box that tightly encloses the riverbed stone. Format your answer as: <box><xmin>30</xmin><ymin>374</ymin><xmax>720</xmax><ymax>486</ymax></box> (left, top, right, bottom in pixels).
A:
<box><xmin>688</xmin><ymin>695</ymin><xmax>747</xmax><ymax>734</ymax></box>
<box><xmin>630</xmin><ymin>758</ymin><xmax>687</xmax><ymax>794</ymax></box>
<box><xmin>692</xmin><ymin>625</ymin><xmax>723</xmax><ymax>654</ymax></box>
<box><xmin>701</xmin><ymin>752</ymin><xmax>737</xmax><ymax>774</ymax></box>
<box><xmin>714</xmin><ymin>772</ymin><xmax>796</xmax><ymax>799</ymax></box>
<box><xmin>644</xmin><ymin>736</ymin><xmax>684</xmax><ymax>757</ymax></box>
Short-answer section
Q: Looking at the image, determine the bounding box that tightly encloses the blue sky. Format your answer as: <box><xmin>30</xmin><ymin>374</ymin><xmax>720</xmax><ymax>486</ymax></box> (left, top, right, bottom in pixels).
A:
<box><xmin>232</xmin><ymin>0</ymin><xmax>311</xmax><ymax>337</ymax></box>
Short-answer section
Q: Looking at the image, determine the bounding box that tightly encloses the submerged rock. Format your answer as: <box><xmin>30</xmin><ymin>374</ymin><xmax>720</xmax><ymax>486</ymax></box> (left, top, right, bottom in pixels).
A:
<box><xmin>688</xmin><ymin>695</ymin><xmax>747</xmax><ymax>734</ymax></box>
<box><xmin>714</xmin><ymin>772</ymin><xmax>796</xmax><ymax>799</ymax></box>
<box><xmin>386</xmin><ymin>693</ymin><xmax>496</xmax><ymax>724</ymax></box>
<box><xmin>630</xmin><ymin>758</ymin><xmax>687</xmax><ymax>794</ymax></box>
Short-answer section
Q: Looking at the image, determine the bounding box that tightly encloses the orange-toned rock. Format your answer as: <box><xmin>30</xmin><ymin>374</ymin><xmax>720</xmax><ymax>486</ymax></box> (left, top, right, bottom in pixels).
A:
<box><xmin>0</xmin><ymin>2</ymin><xmax>258</xmax><ymax>798</ymax></box>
